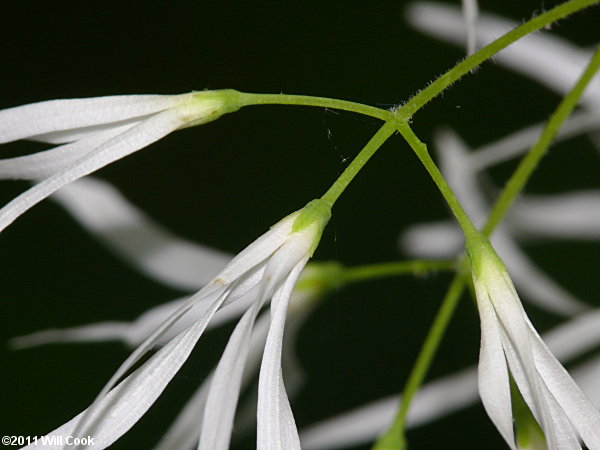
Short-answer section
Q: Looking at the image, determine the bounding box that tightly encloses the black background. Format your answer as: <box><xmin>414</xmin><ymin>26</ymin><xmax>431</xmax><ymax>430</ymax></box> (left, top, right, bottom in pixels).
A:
<box><xmin>1</xmin><ymin>1</ymin><xmax>599</xmax><ymax>449</ymax></box>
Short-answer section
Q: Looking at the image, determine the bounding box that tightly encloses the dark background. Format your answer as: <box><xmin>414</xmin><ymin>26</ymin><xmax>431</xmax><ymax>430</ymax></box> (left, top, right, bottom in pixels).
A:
<box><xmin>1</xmin><ymin>1</ymin><xmax>599</xmax><ymax>449</ymax></box>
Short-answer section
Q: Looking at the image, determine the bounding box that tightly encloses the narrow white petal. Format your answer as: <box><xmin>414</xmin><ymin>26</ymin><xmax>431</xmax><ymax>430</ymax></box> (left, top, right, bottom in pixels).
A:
<box><xmin>510</xmin><ymin>191</ymin><xmax>600</xmax><ymax>240</ymax></box>
<box><xmin>406</xmin><ymin>2</ymin><xmax>600</xmax><ymax>105</ymax></box>
<box><xmin>23</xmin><ymin>318</ymin><xmax>212</xmax><ymax>450</ymax></box>
<box><xmin>0</xmin><ymin>124</ymin><xmax>135</xmax><ymax>180</ymax></box>
<box><xmin>475</xmin><ymin>283</ymin><xmax>516</xmax><ymax>449</ymax></box>
<box><xmin>52</xmin><ymin>177</ymin><xmax>231</xmax><ymax>290</ymax></box>
<box><xmin>212</xmin><ymin>212</ymin><xmax>298</xmax><ymax>287</ymax></box>
<box><xmin>527</xmin><ymin>323</ymin><xmax>600</xmax><ymax>449</ymax></box>
<box><xmin>29</xmin><ymin>116</ymin><xmax>146</xmax><ymax>144</ymax></box>
<box><xmin>257</xmin><ymin>260</ymin><xmax>306</xmax><ymax>450</ymax></box>
<box><xmin>0</xmin><ymin>94</ymin><xmax>185</xmax><ymax>144</ymax></box>
<box><xmin>198</xmin><ymin>299</ymin><xmax>264</xmax><ymax>450</ymax></box>
<box><xmin>67</xmin><ymin>282</ymin><xmax>230</xmax><ymax>442</ymax></box>
<box><xmin>157</xmin><ymin>311</ymin><xmax>272</xmax><ymax>450</ymax></box>
<box><xmin>0</xmin><ymin>108</ymin><xmax>184</xmax><ymax>234</ymax></box>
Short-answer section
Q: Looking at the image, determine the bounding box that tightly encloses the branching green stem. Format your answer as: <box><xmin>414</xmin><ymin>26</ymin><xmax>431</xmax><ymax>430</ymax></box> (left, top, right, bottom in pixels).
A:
<box><xmin>482</xmin><ymin>45</ymin><xmax>600</xmax><ymax>236</ymax></box>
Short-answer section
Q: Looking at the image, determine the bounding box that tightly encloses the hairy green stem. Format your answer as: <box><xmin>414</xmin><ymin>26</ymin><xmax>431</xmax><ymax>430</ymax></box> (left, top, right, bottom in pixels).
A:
<box><xmin>236</xmin><ymin>91</ymin><xmax>394</xmax><ymax>121</ymax></box>
<box><xmin>482</xmin><ymin>45</ymin><xmax>600</xmax><ymax>236</ymax></box>
<box><xmin>321</xmin><ymin>121</ymin><xmax>397</xmax><ymax>206</ymax></box>
<box><xmin>396</xmin><ymin>0</ymin><xmax>600</xmax><ymax>119</ymax></box>
<box><xmin>397</xmin><ymin>124</ymin><xmax>479</xmax><ymax>239</ymax></box>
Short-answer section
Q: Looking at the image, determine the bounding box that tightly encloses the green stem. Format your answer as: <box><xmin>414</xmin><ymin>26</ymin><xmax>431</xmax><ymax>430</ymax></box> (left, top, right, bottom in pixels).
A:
<box><xmin>339</xmin><ymin>260</ymin><xmax>455</xmax><ymax>284</ymax></box>
<box><xmin>236</xmin><ymin>91</ymin><xmax>394</xmax><ymax>121</ymax></box>
<box><xmin>397</xmin><ymin>124</ymin><xmax>479</xmax><ymax>239</ymax></box>
<box><xmin>482</xmin><ymin>45</ymin><xmax>600</xmax><ymax>236</ymax></box>
<box><xmin>396</xmin><ymin>0</ymin><xmax>599</xmax><ymax>119</ymax></box>
<box><xmin>297</xmin><ymin>259</ymin><xmax>455</xmax><ymax>293</ymax></box>
<box><xmin>321</xmin><ymin>121</ymin><xmax>397</xmax><ymax>206</ymax></box>
<box><xmin>373</xmin><ymin>273</ymin><xmax>467</xmax><ymax>450</ymax></box>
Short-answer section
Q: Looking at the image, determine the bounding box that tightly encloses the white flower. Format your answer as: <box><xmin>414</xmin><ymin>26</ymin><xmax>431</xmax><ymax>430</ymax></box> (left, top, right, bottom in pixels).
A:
<box><xmin>468</xmin><ymin>236</ymin><xmax>600</xmax><ymax>449</ymax></box>
<box><xmin>0</xmin><ymin>90</ymin><xmax>240</xmax><ymax>234</ymax></box>
<box><xmin>22</xmin><ymin>197</ymin><xmax>331</xmax><ymax>450</ymax></box>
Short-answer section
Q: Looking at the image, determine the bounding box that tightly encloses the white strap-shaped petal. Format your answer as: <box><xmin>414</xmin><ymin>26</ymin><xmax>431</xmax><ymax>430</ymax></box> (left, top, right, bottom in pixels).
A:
<box><xmin>510</xmin><ymin>191</ymin><xmax>600</xmax><ymax>241</ymax></box>
<box><xmin>498</xmin><ymin>319</ymin><xmax>581</xmax><ymax>449</ymax></box>
<box><xmin>0</xmin><ymin>108</ymin><xmax>185</xmax><ymax>234</ymax></box>
<box><xmin>527</xmin><ymin>321</ymin><xmax>600</xmax><ymax>449</ymax></box>
<box><xmin>65</xmin><ymin>283</ymin><xmax>232</xmax><ymax>448</ymax></box>
<box><xmin>156</xmin><ymin>311</ymin><xmax>272</xmax><ymax>450</ymax></box>
<box><xmin>197</xmin><ymin>298</ymin><xmax>264</xmax><ymax>450</ymax></box>
<box><xmin>257</xmin><ymin>259</ymin><xmax>306</xmax><ymax>450</ymax></box>
<box><xmin>72</xmin><ymin>264</ymin><xmax>268</xmax><ymax>440</ymax></box>
<box><xmin>0</xmin><ymin>94</ymin><xmax>185</xmax><ymax>144</ymax></box>
<box><xmin>52</xmin><ymin>177</ymin><xmax>232</xmax><ymax>291</ymax></box>
<box><xmin>214</xmin><ymin>212</ymin><xmax>298</xmax><ymax>286</ymax></box>
<box><xmin>405</xmin><ymin>2</ymin><xmax>600</xmax><ymax>106</ymax></box>
<box><xmin>0</xmin><ymin>124</ymin><xmax>135</xmax><ymax>180</ymax></box>
<box><xmin>22</xmin><ymin>313</ymin><xmax>218</xmax><ymax>450</ymax></box>
<box><xmin>474</xmin><ymin>279</ymin><xmax>516</xmax><ymax>449</ymax></box>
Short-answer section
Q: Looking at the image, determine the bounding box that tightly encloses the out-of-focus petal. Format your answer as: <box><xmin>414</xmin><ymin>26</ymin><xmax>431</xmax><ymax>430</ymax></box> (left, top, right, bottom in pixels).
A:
<box><xmin>52</xmin><ymin>177</ymin><xmax>231</xmax><ymax>290</ymax></box>
<box><xmin>400</xmin><ymin>220</ymin><xmax>463</xmax><ymax>258</ymax></box>
<box><xmin>510</xmin><ymin>191</ymin><xmax>600</xmax><ymax>240</ymax></box>
<box><xmin>471</xmin><ymin>111</ymin><xmax>600</xmax><ymax>169</ymax></box>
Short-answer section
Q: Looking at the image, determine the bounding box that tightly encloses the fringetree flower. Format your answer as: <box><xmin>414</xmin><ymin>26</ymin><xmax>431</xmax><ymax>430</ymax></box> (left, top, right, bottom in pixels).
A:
<box><xmin>21</xmin><ymin>197</ymin><xmax>331</xmax><ymax>450</ymax></box>
<box><xmin>0</xmin><ymin>90</ymin><xmax>240</xmax><ymax>233</ymax></box>
<box><xmin>467</xmin><ymin>235</ymin><xmax>600</xmax><ymax>449</ymax></box>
